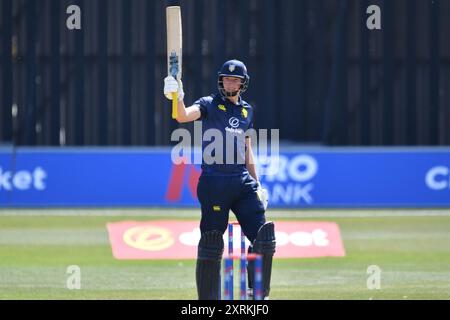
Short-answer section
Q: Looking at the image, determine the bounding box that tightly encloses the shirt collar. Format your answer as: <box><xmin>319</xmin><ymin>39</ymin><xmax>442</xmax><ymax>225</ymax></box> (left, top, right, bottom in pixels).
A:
<box><xmin>219</xmin><ymin>93</ymin><xmax>243</xmax><ymax>106</ymax></box>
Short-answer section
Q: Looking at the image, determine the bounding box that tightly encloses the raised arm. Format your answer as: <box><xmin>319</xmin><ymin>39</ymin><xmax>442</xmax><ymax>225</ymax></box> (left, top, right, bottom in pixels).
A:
<box><xmin>175</xmin><ymin>100</ymin><xmax>201</xmax><ymax>123</ymax></box>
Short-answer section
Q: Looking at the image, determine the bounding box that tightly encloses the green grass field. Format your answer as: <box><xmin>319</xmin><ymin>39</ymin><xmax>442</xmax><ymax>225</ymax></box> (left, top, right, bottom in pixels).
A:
<box><xmin>0</xmin><ymin>209</ymin><xmax>449</xmax><ymax>300</ymax></box>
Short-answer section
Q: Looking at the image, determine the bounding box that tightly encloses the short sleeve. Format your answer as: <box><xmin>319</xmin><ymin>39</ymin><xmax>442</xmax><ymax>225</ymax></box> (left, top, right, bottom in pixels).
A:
<box><xmin>193</xmin><ymin>97</ymin><xmax>208</xmax><ymax>120</ymax></box>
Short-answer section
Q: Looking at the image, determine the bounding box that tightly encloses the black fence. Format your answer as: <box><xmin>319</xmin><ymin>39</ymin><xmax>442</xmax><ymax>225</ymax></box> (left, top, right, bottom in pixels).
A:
<box><xmin>0</xmin><ymin>0</ymin><xmax>449</xmax><ymax>146</ymax></box>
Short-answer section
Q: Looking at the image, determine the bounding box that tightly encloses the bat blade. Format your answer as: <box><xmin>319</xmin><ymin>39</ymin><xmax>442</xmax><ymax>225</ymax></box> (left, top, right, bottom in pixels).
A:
<box><xmin>166</xmin><ymin>6</ymin><xmax>182</xmax><ymax>119</ymax></box>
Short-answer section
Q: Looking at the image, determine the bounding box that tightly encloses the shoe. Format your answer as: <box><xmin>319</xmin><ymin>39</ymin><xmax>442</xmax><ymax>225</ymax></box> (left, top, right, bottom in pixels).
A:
<box><xmin>247</xmin><ymin>288</ymin><xmax>270</xmax><ymax>300</ymax></box>
<box><xmin>247</xmin><ymin>288</ymin><xmax>254</xmax><ymax>300</ymax></box>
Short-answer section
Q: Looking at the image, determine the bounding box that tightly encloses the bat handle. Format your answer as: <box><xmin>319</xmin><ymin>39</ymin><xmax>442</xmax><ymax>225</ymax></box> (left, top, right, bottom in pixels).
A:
<box><xmin>172</xmin><ymin>92</ymin><xmax>178</xmax><ymax>119</ymax></box>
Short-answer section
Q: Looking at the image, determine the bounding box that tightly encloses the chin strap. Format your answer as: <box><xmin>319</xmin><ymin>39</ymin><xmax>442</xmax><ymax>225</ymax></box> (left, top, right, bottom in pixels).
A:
<box><xmin>224</xmin><ymin>90</ymin><xmax>239</xmax><ymax>97</ymax></box>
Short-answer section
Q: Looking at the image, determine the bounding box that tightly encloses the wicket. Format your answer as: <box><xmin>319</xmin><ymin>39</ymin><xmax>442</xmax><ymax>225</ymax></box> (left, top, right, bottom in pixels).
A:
<box><xmin>223</xmin><ymin>222</ymin><xmax>262</xmax><ymax>300</ymax></box>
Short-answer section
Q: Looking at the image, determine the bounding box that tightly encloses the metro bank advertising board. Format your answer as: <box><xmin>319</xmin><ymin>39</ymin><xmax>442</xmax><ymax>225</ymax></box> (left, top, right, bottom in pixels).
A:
<box><xmin>0</xmin><ymin>148</ymin><xmax>449</xmax><ymax>208</ymax></box>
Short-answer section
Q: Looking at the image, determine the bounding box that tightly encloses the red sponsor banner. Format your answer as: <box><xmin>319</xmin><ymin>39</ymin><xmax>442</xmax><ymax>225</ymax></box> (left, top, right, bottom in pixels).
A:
<box><xmin>106</xmin><ymin>220</ymin><xmax>345</xmax><ymax>260</ymax></box>
<box><xmin>165</xmin><ymin>161</ymin><xmax>200</xmax><ymax>202</ymax></box>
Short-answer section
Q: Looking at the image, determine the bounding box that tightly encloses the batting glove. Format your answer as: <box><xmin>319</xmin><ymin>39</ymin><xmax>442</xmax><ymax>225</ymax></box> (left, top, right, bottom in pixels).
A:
<box><xmin>256</xmin><ymin>181</ymin><xmax>269</xmax><ymax>210</ymax></box>
<box><xmin>164</xmin><ymin>76</ymin><xmax>184</xmax><ymax>101</ymax></box>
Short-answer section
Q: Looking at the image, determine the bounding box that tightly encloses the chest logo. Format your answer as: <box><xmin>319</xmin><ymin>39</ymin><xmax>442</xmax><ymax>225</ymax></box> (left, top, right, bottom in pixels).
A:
<box><xmin>218</xmin><ymin>104</ymin><xmax>226</xmax><ymax>112</ymax></box>
<box><xmin>229</xmin><ymin>117</ymin><xmax>240</xmax><ymax>128</ymax></box>
<box><xmin>241</xmin><ymin>108</ymin><xmax>248</xmax><ymax>118</ymax></box>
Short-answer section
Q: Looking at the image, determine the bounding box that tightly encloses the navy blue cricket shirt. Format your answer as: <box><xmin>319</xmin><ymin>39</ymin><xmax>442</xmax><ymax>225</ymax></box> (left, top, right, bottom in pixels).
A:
<box><xmin>194</xmin><ymin>93</ymin><xmax>254</xmax><ymax>176</ymax></box>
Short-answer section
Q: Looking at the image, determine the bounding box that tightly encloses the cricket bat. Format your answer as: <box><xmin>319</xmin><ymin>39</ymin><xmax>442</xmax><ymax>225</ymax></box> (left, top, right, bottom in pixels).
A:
<box><xmin>166</xmin><ymin>6</ymin><xmax>182</xmax><ymax>119</ymax></box>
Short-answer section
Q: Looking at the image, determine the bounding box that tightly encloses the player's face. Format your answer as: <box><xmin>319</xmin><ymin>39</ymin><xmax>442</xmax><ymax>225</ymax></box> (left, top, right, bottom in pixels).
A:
<box><xmin>223</xmin><ymin>76</ymin><xmax>242</xmax><ymax>93</ymax></box>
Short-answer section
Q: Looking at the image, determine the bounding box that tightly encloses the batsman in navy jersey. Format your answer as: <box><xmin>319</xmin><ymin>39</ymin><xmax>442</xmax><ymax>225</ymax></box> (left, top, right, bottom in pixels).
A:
<box><xmin>164</xmin><ymin>59</ymin><xmax>276</xmax><ymax>300</ymax></box>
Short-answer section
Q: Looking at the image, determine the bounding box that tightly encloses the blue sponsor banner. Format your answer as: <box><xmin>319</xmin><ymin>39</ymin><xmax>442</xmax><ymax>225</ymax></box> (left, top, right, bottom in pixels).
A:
<box><xmin>0</xmin><ymin>148</ymin><xmax>181</xmax><ymax>207</ymax></box>
<box><xmin>258</xmin><ymin>148</ymin><xmax>450</xmax><ymax>208</ymax></box>
<box><xmin>0</xmin><ymin>147</ymin><xmax>449</xmax><ymax>208</ymax></box>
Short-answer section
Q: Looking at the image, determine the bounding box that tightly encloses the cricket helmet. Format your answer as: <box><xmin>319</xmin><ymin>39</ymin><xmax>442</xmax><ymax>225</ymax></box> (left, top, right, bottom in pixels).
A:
<box><xmin>217</xmin><ymin>59</ymin><xmax>250</xmax><ymax>97</ymax></box>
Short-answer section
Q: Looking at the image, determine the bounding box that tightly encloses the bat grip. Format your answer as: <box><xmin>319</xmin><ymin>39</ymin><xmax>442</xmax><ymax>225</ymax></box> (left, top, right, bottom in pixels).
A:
<box><xmin>172</xmin><ymin>92</ymin><xmax>178</xmax><ymax>119</ymax></box>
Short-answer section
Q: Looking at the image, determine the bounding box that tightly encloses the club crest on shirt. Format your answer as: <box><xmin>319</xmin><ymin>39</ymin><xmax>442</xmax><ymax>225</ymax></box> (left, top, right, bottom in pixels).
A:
<box><xmin>241</xmin><ymin>108</ymin><xmax>248</xmax><ymax>118</ymax></box>
<box><xmin>218</xmin><ymin>104</ymin><xmax>226</xmax><ymax>112</ymax></box>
